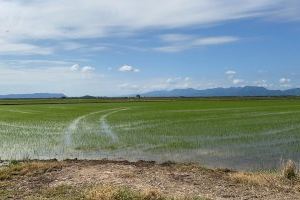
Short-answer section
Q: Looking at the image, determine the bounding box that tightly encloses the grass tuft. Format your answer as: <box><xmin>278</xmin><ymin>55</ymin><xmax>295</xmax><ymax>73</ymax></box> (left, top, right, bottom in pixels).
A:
<box><xmin>282</xmin><ymin>160</ymin><xmax>298</xmax><ymax>180</ymax></box>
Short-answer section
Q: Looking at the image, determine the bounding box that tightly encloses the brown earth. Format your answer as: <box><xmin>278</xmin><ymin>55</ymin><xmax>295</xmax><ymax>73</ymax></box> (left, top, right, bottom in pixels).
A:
<box><xmin>1</xmin><ymin>159</ymin><xmax>300</xmax><ymax>200</ymax></box>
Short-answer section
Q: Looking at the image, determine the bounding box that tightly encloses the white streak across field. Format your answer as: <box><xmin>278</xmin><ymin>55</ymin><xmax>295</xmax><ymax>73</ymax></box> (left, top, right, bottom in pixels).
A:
<box><xmin>64</xmin><ymin>108</ymin><xmax>128</xmax><ymax>147</ymax></box>
<box><xmin>0</xmin><ymin>108</ymin><xmax>34</xmax><ymax>114</ymax></box>
<box><xmin>99</xmin><ymin>108</ymin><xmax>128</xmax><ymax>142</ymax></box>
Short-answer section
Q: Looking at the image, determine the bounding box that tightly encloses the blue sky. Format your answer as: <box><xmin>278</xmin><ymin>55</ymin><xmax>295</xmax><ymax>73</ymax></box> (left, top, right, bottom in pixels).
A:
<box><xmin>0</xmin><ymin>0</ymin><xmax>299</xmax><ymax>96</ymax></box>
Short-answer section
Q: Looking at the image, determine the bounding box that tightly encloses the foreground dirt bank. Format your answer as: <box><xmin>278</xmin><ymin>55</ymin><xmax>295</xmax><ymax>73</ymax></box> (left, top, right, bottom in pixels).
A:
<box><xmin>0</xmin><ymin>159</ymin><xmax>299</xmax><ymax>200</ymax></box>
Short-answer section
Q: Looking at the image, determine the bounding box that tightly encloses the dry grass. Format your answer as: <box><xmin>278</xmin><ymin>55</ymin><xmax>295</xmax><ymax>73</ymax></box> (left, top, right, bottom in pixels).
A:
<box><xmin>282</xmin><ymin>160</ymin><xmax>298</xmax><ymax>180</ymax></box>
<box><xmin>86</xmin><ymin>185</ymin><xmax>167</xmax><ymax>200</ymax></box>
<box><xmin>32</xmin><ymin>184</ymin><xmax>85</xmax><ymax>200</ymax></box>
<box><xmin>229</xmin><ymin>160</ymin><xmax>299</xmax><ymax>187</ymax></box>
<box><xmin>229</xmin><ymin>172</ymin><xmax>277</xmax><ymax>186</ymax></box>
<box><xmin>0</xmin><ymin>161</ymin><xmax>63</xmax><ymax>180</ymax></box>
<box><xmin>85</xmin><ymin>185</ymin><xmax>206</xmax><ymax>200</ymax></box>
<box><xmin>1</xmin><ymin>160</ymin><xmax>300</xmax><ymax>200</ymax></box>
<box><xmin>229</xmin><ymin>170</ymin><xmax>300</xmax><ymax>193</ymax></box>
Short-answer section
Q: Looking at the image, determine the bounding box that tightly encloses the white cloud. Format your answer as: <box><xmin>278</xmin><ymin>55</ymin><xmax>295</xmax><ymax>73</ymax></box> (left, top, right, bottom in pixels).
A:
<box><xmin>118</xmin><ymin>65</ymin><xmax>140</xmax><ymax>72</ymax></box>
<box><xmin>225</xmin><ymin>70</ymin><xmax>238</xmax><ymax>81</ymax></box>
<box><xmin>225</xmin><ymin>70</ymin><xmax>237</xmax><ymax>75</ymax></box>
<box><xmin>279</xmin><ymin>77</ymin><xmax>291</xmax><ymax>84</ymax></box>
<box><xmin>232</xmin><ymin>79</ymin><xmax>244</xmax><ymax>84</ymax></box>
<box><xmin>279</xmin><ymin>78</ymin><xmax>292</xmax><ymax>87</ymax></box>
<box><xmin>164</xmin><ymin>77</ymin><xmax>192</xmax><ymax>89</ymax></box>
<box><xmin>70</xmin><ymin>64</ymin><xmax>80</xmax><ymax>71</ymax></box>
<box><xmin>70</xmin><ymin>64</ymin><xmax>95</xmax><ymax>73</ymax></box>
<box><xmin>81</xmin><ymin>66</ymin><xmax>95</xmax><ymax>73</ymax></box>
<box><xmin>184</xmin><ymin>77</ymin><xmax>191</xmax><ymax>81</ymax></box>
<box><xmin>254</xmin><ymin>79</ymin><xmax>269</xmax><ymax>87</ymax></box>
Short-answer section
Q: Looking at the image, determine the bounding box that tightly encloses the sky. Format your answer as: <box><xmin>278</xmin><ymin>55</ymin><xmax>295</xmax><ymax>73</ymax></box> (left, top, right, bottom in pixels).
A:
<box><xmin>0</xmin><ymin>0</ymin><xmax>299</xmax><ymax>96</ymax></box>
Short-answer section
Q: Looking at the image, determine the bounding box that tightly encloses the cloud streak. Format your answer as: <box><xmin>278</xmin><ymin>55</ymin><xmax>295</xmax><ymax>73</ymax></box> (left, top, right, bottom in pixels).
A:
<box><xmin>155</xmin><ymin>36</ymin><xmax>239</xmax><ymax>52</ymax></box>
<box><xmin>0</xmin><ymin>0</ymin><xmax>299</xmax><ymax>55</ymax></box>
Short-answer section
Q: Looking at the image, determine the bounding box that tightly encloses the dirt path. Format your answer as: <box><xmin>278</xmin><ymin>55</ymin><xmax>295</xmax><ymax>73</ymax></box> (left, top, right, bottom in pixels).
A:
<box><xmin>3</xmin><ymin>160</ymin><xmax>299</xmax><ymax>200</ymax></box>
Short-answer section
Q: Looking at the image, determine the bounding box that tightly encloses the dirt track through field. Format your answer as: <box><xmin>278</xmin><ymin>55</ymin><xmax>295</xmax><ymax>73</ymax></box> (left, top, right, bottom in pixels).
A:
<box><xmin>64</xmin><ymin>108</ymin><xmax>128</xmax><ymax>146</ymax></box>
<box><xmin>99</xmin><ymin>108</ymin><xmax>128</xmax><ymax>142</ymax></box>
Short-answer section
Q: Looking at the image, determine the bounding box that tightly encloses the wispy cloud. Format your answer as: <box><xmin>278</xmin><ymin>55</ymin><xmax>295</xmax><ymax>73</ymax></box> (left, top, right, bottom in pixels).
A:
<box><xmin>0</xmin><ymin>1</ymin><xmax>299</xmax><ymax>55</ymax></box>
<box><xmin>0</xmin><ymin>65</ymin><xmax>105</xmax><ymax>96</ymax></box>
<box><xmin>194</xmin><ymin>37</ymin><xmax>239</xmax><ymax>45</ymax></box>
<box><xmin>160</xmin><ymin>34</ymin><xmax>193</xmax><ymax>42</ymax></box>
<box><xmin>0</xmin><ymin>39</ymin><xmax>53</xmax><ymax>55</ymax></box>
<box><xmin>155</xmin><ymin>36</ymin><xmax>239</xmax><ymax>52</ymax></box>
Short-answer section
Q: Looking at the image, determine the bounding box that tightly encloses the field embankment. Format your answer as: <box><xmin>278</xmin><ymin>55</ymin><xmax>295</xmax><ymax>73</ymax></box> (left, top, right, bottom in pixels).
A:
<box><xmin>1</xmin><ymin>160</ymin><xmax>300</xmax><ymax>200</ymax></box>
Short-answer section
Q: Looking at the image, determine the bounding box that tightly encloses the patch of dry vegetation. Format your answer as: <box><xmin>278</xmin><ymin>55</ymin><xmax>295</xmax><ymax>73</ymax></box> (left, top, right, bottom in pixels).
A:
<box><xmin>86</xmin><ymin>185</ymin><xmax>166</xmax><ymax>200</ymax></box>
<box><xmin>229</xmin><ymin>172</ymin><xmax>279</xmax><ymax>187</ymax></box>
<box><xmin>29</xmin><ymin>184</ymin><xmax>86</xmax><ymax>200</ymax></box>
<box><xmin>0</xmin><ymin>161</ymin><xmax>63</xmax><ymax>180</ymax></box>
<box><xmin>229</xmin><ymin>161</ymin><xmax>300</xmax><ymax>193</ymax></box>
<box><xmin>1</xmin><ymin>160</ymin><xmax>300</xmax><ymax>200</ymax></box>
<box><xmin>24</xmin><ymin>184</ymin><xmax>206</xmax><ymax>200</ymax></box>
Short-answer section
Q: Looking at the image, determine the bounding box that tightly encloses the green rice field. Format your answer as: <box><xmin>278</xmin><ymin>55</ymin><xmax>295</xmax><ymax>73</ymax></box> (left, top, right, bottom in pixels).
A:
<box><xmin>1</xmin><ymin>98</ymin><xmax>300</xmax><ymax>170</ymax></box>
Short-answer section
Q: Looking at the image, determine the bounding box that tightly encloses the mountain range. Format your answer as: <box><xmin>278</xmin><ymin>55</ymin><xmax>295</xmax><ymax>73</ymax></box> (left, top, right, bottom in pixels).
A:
<box><xmin>0</xmin><ymin>93</ymin><xmax>66</xmax><ymax>99</ymax></box>
<box><xmin>140</xmin><ymin>86</ymin><xmax>300</xmax><ymax>97</ymax></box>
<box><xmin>1</xmin><ymin>86</ymin><xmax>300</xmax><ymax>99</ymax></box>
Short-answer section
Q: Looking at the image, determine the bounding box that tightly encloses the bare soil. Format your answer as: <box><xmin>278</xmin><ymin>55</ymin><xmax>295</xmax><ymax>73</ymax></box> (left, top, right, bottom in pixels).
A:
<box><xmin>1</xmin><ymin>159</ymin><xmax>300</xmax><ymax>200</ymax></box>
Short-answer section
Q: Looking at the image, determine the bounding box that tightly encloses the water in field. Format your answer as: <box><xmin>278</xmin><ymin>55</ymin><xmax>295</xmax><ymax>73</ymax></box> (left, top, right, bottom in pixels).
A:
<box><xmin>1</xmin><ymin>99</ymin><xmax>300</xmax><ymax>170</ymax></box>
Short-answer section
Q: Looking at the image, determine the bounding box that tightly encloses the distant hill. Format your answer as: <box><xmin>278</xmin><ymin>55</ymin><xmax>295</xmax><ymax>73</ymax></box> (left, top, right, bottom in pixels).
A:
<box><xmin>0</xmin><ymin>93</ymin><xmax>66</xmax><ymax>99</ymax></box>
<box><xmin>140</xmin><ymin>86</ymin><xmax>300</xmax><ymax>97</ymax></box>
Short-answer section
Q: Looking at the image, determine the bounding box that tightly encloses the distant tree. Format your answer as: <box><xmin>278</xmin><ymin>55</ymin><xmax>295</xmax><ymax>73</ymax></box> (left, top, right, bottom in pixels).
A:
<box><xmin>136</xmin><ymin>94</ymin><xmax>141</xmax><ymax>99</ymax></box>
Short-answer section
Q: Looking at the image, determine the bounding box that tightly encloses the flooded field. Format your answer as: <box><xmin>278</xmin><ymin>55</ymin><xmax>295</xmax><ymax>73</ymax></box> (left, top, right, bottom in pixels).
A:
<box><xmin>1</xmin><ymin>98</ymin><xmax>300</xmax><ymax>170</ymax></box>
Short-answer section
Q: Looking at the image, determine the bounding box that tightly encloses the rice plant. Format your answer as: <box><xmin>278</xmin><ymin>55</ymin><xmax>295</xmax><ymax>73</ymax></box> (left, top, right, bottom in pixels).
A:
<box><xmin>1</xmin><ymin>98</ymin><xmax>300</xmax><ymax>170</ymax></box>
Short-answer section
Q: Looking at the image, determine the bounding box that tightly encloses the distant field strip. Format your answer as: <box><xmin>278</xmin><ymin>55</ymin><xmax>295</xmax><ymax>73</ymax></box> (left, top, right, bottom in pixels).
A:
<box><xmin>0</xmin><ymin>108</ymin><xmax>34</xmax><ymax>114</ymax></box>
